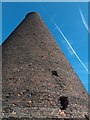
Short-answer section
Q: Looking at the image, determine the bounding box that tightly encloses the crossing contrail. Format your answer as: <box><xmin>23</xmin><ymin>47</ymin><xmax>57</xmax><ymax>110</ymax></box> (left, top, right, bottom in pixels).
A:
<box><xmin>79</xmin><ymin>9</ymin><xmax>90</xmax><ymax>33</ymax></box>
<box><xmin>53</xmin><ymin>22</ymin><xmax>89</xmax><ymax>73</ymax></box>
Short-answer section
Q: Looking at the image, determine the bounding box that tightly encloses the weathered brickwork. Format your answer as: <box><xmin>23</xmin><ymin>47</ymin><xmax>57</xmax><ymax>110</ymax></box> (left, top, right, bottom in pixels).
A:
<box><xmin>2</xmin><ymin>12</ymin><xmax>89</xmax><ymax>119</ymax></box>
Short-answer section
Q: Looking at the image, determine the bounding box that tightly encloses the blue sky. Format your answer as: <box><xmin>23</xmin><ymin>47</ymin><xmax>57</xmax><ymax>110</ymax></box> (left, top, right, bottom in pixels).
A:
<box><xmin>1</xmin><ymin>2</ymin><xmax>89</xmax><ymax>93</ymax></box>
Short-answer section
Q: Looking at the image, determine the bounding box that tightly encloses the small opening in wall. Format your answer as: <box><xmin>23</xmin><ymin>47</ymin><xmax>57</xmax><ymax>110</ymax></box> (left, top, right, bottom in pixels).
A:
<box><xmin>41</xmin><ymin>41</ymin><xmax>43</xmax><ymax>43</ymax></box>
<box><xmin>51</xmin><ymin>70</ymin><xmax>58</xmax><ymax>76</ymax></box>
<box><xmin>85</xmin><ymin>115</ymin><xmax>89</xmax><ymax>120</ymax></box>
<box><xmin>59</xmin><ymin>96</ymin><xmax>68</xmax><ymax>110</ymax></box>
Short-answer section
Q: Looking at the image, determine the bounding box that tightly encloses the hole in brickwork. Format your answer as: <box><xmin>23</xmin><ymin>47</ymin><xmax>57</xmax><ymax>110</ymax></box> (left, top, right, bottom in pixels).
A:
<box><xmin>85</xmin><ymin>115</ymin><xmax>89</xmax><ymax>120</ymax></box>
<box><xmin>6</xmin><ymin>95</ymin><xmax>10</xmax><ymax>99</ymax></box>
<box><xmin>33</xmin><ymin>33</ymin><xmax>35</xmax><ymax>35</ymax></box>
<box><xmin>51</xmin><ymin>70</ymin><xmax>58</xmax><ymax>76</ymax></box>
<box><xmin>59</xmin><ymin>96</ymin><xmax>68</xmax><ymax>110</ymax></box>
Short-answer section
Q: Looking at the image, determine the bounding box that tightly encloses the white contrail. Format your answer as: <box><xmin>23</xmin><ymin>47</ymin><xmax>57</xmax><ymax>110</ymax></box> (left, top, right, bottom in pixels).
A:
<box><xmin>79</xmin><ymin>9</ymin><xmax>90</xmax><ymax>33</ymax></box>
<box><xmin>53</xmin><ymin>22</ymin><xmax>89</xmax><ymax>72</ymax></box>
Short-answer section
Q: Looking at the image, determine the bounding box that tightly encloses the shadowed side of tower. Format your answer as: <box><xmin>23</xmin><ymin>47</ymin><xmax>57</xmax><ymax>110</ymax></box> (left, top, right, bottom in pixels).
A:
<box><xmin>2</xmin><ymin>12</ymin><xmax>88</xmax><ymax>119</ymax></box>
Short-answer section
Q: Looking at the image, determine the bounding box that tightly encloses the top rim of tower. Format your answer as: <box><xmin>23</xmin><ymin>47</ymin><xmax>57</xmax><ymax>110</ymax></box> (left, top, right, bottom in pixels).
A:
<box><xmin>25</xmin><ymin>12</ymin><xmax>39</xmax><ymax>18</ymax></box>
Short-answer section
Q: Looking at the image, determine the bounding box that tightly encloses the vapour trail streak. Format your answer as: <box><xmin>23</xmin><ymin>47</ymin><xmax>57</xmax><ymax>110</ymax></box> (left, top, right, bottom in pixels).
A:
<box><xmin>79</xmin><ymin>9</ymin><xmax>90</xmax><ymax>33</ymax></box>
<box><xmin>52</xmin><ymin>21</ymin><xmax>88</xmax><ymax>73</ymax></box>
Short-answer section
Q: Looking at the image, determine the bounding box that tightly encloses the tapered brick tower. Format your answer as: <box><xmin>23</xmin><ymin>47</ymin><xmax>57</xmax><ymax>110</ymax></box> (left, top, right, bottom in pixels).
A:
<box><xmin>2</xmin><ymin>12</ymin><xmax>89</xmax><ymax>119</ymax></box>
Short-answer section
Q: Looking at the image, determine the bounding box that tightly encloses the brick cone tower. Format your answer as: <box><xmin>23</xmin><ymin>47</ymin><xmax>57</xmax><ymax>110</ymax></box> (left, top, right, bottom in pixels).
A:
<box><xmin>2</xmin><ymin>12</ymin><xmax>89</xmax><ymax>119</ymax></box>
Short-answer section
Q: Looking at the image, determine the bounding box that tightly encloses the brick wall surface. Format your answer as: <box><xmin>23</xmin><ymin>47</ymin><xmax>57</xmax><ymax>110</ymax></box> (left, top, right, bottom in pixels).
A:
<box><xmin>2</xmin><ymin>12</ymin><xmax>89</xmax><ymax>119</ymax></box>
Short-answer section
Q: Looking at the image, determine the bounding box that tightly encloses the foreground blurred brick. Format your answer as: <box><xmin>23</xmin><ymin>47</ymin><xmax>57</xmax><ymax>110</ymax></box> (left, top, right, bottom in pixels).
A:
<box><xmin>2</xmin><ymin>12</ymin><xmax>89</xmax><ymax>119</ymax></box>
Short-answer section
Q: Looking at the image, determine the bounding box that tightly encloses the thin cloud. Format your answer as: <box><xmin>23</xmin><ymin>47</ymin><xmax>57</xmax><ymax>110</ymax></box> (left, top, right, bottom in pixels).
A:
<box><xmin>79</xmin><ymin>9</ymin><xmax>90</xmax><ymax>33</ymax></box>
<box><xmin>53</xmin><ymin>22</ymin><xmax>89</xmax><ymax>73</ymax></box>
<box><xmin>73</xmin><ymin>63</ymin><xmax>88</xmax><ymax>74</ymax></box>
<box><xmin>67</xmin><ymin>46</ymin><xmax>74</xmax><ymax>56</ymax></box>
